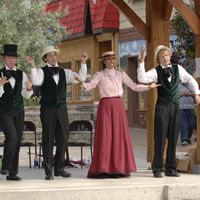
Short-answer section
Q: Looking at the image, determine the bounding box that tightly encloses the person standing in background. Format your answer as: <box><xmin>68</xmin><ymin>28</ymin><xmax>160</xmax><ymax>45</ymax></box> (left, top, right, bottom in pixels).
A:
<box><xmin>179</xmin><ymin>82</ymin><xmax>196</xmax><ymax>146</ymax></box>
<box><xmin>0</xmin><ymin>44</ymin><xmax>33</xmax><ymax>181</ymax></box>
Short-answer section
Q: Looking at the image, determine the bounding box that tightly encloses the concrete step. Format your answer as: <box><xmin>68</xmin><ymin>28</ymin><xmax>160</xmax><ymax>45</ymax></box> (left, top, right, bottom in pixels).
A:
<box><xmin>0</xmin><ymin>168</ymin><xmax>200</xmax><ymax>200</ymax></box>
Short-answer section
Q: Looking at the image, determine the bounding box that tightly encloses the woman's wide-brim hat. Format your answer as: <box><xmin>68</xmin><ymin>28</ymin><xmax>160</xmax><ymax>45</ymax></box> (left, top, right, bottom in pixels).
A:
<box><xmin>100</xmin><ymin>51</ymin><xmax>115</xmax><ymax>61</ymax></box>
<box><xmin>40</xmin><ymin>45</ymin><xmax>60</xmax><ymax>58</ymax></box>
<box><xmin>154</xmin><ymin>45</ymin><xmax>172</xmax><ymax>61</ymax></box>
<box><xmin>0</xmin><ymin>44</ymin><xmax>19</xmax><ymax>57</ymax></box>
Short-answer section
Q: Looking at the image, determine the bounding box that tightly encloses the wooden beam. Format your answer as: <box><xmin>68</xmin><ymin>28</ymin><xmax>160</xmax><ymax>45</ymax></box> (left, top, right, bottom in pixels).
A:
<box><xmin>109</xmin><ymin>0</ymin><xmax>150</xmax><ymax>42</ymax></box>
<box><xmin>146</xmin><ymin>0</ymin><xmax>171</xmax><ymax>163</ymax></box>
<box><xmin>163</xmin><ymin>0</ymin><xmax>173</xmax><ymax>20</ymax></box>
<box><xmin>168</xmin><ymin>0</ymin><xmax>200</xmax><ymax>35</ymax></box>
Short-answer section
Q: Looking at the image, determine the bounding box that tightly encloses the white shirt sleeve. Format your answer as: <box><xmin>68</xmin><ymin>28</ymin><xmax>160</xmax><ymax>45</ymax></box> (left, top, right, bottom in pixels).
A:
<box><xmin>31</xmin><ymin>67</ymin><xmax>44</xmax><ymax>86</ymax></box>
<box><xmin>137</xmin><ymin>62</ymin><xmax>158</xmax><ymax>83</ymax></box>
<box><xmin>0</xmin><ymin>86</ymin><xmax>4</xmax><ymax>98</ymax></box>
<box><xmin>21</xmin><ymin>72</ymin><xmax>33</xmax><ymax>99</ymax></box>
<box><xmin>64</xmin><ymin>63</ymin><xmax>87</xmax><ymax>84</ymax></box>
<box><xmin>178</xmin><ymin>64</ymin><xmax>200</xmax><ymax>94</ymax></box>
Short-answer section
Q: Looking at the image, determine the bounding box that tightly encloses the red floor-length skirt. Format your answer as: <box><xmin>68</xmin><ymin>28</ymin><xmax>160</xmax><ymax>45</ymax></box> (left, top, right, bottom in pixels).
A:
<box><xmin>87</xmin><ymin>97</ymin><xmax>136</xmax><ymax>177</ymax></box>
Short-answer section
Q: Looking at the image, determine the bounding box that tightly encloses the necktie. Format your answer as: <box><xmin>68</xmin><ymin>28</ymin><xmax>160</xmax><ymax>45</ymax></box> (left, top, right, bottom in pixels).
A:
<box><xmin>162</xmin><ymin>67</ymin><xmax>173</xmax><ymax>78</ymax></box>
<box><xmin>47</xmin><ymin>67</ymin><xmax>60</xmax><ymax>75</ymax></box>
<box><xmin>4</xmin><ymin>70</ymin><xmax>18</xmax><ymax>79</ymax></box>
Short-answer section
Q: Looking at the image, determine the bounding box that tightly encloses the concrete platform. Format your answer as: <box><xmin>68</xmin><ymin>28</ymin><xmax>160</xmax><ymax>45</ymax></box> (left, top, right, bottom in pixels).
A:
<box><xmin>0</xmin><ymin>128</ymin><xmax>199</xmax><ymax>200</ymax></box>
<box><xmin>0</xmin><ymin>168</ymin><xmax>200</xmax><ymax>200</ymax></box>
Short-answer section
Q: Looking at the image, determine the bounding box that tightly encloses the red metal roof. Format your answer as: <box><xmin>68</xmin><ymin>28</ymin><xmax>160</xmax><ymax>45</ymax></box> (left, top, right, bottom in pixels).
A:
<box><xmin>46</xmin><ymin>0</ymin><xmax>86</xmax><ymax>36</ymax></box>
<box><xmin>90</xmin><ymin>0</ymin><xmax>119</xmax><ymax>32</ymax></box>
<box><xmin>46</xmin><ymin>0</ymin><xmax>119</xmax><ymax>39</ymax></box>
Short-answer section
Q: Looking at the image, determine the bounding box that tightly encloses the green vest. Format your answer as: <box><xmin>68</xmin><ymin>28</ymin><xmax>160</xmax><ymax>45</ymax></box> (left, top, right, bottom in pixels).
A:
<box><xmin>40</xmin><ymin>66</ymin><xmax>67</xmax><ymax>108</ymax></box>
<box><xmin>0</xmin><ymin>67</ymin><xmax>24</xmax><ymax>112</ymax></box>
<box><xmin>156</xmin><ymin>64</ymin><xmax>179</xmax><ymax>104</ymax></box>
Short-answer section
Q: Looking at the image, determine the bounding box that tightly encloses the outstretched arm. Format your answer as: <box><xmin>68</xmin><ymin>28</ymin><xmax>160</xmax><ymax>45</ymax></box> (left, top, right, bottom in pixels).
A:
<box><xmin>65</xmin><ymin>52</ymin><xmax>88</xmax><ymax>84</ymax></box>
<box><xmin>122</xmin><ymin>71</ymin><xmax>160</xmax><ymax>92</ymax></box>
<box><xmin>74</xmin><ymin>75</ymin><xmax>83</xmax><ymax>84</ymax></box>
<box><xmin>21</xmin><ymin>72</ymin><xmax>33</xmax><ymax>99</ymax></box>
<box><xmin>78</xmin><ymin>52</ymin><xmax>88</xmax><ymax>82</ymax></box>
<box><xmin>137</xmin><ymin>46</ymin><xmax>158</xmax><ymax>83</ymax></box>
<box><xmin>75</xmin><ymin>72</ymin><xmax>100</xmax><ymax>91</ymax></box>
<box><xmin>25</xmin><ymin>56</ymin><xmax>44</xmax><ymax>86</ymax></box>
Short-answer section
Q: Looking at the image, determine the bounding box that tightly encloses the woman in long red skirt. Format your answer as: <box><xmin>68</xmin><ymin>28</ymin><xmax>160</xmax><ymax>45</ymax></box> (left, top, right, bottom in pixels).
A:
<box><xmin>75</xmin><ymin>51</ymin><xmax>160</xmax><ymax>178</ymax></box>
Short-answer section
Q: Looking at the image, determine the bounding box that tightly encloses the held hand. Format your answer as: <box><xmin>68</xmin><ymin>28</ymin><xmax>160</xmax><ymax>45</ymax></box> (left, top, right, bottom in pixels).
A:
<box><xmin>26</xmin><ymin>80</ymin><xmax>33</xmax><ymax>91</ymax></box>
<box><xmin>74</xmin><ymin>75</ymin><xmax>83</xmax><ymax>84</ymax></box>
<box><xmin>25</xmin><ymin>56</ymin><xmax>36</xmax><ymax>68</ymax></box>
<box><xmin>81</xmin><ymin>52</ymin><xmax>88</xmax><ymax>64</ymax></box>
<box><xmin>195</xmin><ymin>95</ymin><xmax>200</xmax><ymax>105</ymax></box>
<box><xmin>140</xmin><ymin>46</ymin><xmax>146</xmax><ymax>63</ymax></box>
<box><xmin>0</xmin><ymin>72</ymin><xmax>9</xmax><ymax>86</ymax></box>
<box><xmin>149</xmin><ymin>82</ymin><xmax>161</xmax><ymax>89</ymax></box>
<box><xmin>182</xmin><ymin>90</ymin><xmax>192</xmax><ymax>96</ymax></box>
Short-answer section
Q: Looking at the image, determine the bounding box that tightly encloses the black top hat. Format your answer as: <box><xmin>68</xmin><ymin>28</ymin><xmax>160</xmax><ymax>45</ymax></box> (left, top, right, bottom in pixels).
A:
<box><xmin>0</xmin><ymin>44</ymin><xmax>19</xmax><ymax>57</ymax></box>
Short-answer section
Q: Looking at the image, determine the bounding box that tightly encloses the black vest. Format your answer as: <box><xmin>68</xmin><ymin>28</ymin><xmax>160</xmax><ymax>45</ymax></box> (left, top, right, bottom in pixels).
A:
<box><xmin>40</xmin><ymin>66</ymin><xmax>67</xmax><ymax>108</ymax></box>
<box><xmin>156</xmin><ymin>64</ymin><xmax>179</xmax><ymax>104</ymax></box>
<box><xmin>0</xmin><ymin>67</ymin><xmax>24</xmax><ymax>112</ymax></box>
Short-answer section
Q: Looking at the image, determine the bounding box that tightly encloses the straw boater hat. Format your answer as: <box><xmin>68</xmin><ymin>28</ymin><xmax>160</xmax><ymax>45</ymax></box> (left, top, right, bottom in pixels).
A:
<box><xmin>40</xmin><ymin>46</ymin><xmax>60</xmax><ymax>59</ymax></box>
<box><xmin>100</xmin><ymin>51</ymin><xmax>115</xmax><ymax>61</ymax></box>
<box><xmin>154</xmin><ymin>45</ymin><xmax>172</xmax><ymax>62</ymax></box>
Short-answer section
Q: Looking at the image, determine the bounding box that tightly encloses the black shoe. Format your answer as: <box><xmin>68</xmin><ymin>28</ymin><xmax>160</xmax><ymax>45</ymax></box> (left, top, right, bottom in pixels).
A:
<box><xmin>109</xmin><ymin>174</ymin><xmax>121</xmax><ymax>179</ymax></box>
<box><xmin>153</xmin><ymin>171</ymin><xmax>163</xmax><ymax>178</ymax></box>
<box><xmin>6</xmin><ymin>175</ymin><xmax>22</xmax><ymax>181</ymax></box>
<box><xmin>165</xmin><ymin>170</ymin><xmax>180</xmax><ymax>177</ymax></box>
<box><xmin>54</xmin><ymin>171</ymin><xmax>71</xmax><ymax>178</ymax></box>
<box><xmin>45</xmin><ymin>174</ymin><xmax>54</xmax><ymax>180</ymax></box>
<box><xmin>1</xmin><ymin>169</ymin><xmax>9</xmax><ymax>176</ymax></box>
<box><xmin>97</xmin><ymin>173</ymin><xmax>110</xmax><ymax>179</ymax></box>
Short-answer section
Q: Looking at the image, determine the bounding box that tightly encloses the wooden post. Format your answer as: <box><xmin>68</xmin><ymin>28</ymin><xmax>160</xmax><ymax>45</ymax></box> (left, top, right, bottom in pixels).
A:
<box><xmin>195</xmin><ymin>0</ymin><xmax>200</xmax><ymax>163</ymax></box>
<box><xmin>146</xmin><ymin>0</ymin><xmax>171</xmax><ymax>162</ymax></box>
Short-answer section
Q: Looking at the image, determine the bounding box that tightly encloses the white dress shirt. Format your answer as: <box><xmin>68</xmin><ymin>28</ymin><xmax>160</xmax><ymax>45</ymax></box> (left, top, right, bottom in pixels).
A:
<box><xmin>31</xmin><ymin>62</ymin><xmax>87</xmax><ymax>86</ymax></box>
<box><xmin>0</xmin><ymin>65</ymin><xmax>33</xmax><ymax>98</ymax></box>
<box><xmin>137</xmin><ymin>62</ymin><xmax>200</xmax><ymax>94</ymax></box>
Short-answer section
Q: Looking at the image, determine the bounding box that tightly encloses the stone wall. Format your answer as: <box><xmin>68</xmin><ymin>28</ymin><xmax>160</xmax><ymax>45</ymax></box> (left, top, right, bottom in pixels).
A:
<box><xmin>24</xmin><ymin>105</ymin><xmax>98</xmax><ymax>129</ymax></box>
<box><xmin>0</xmin><ymin>105</ymin><xmax>98</xmax><ymax>146</ymax></box>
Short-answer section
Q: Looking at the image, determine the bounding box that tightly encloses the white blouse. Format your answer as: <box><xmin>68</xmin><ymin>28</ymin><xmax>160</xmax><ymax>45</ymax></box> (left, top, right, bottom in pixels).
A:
<box><xmin>82</xmin><ymin>68</ymin><xmax>150</xmax><ymax>99</ymax></box>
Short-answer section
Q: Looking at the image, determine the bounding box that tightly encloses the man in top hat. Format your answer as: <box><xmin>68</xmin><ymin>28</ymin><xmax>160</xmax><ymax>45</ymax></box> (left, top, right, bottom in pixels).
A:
<box><xmin>137</xmin><ymin>45</ymin><xmax>200</xmax><ymax>178</ymax></box>
<box><xmin>25</xmin><ymin>46</ymin><xmax>88</xmax><ymax>180</ymax></box>
<box><xmin>0</xmin><ymin>44</ymin><xmax>33</xmax><ymax>181</ymax></box>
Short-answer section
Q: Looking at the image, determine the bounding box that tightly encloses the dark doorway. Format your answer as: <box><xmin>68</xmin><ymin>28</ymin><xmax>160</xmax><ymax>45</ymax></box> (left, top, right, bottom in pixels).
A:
<box><xmin>127</xmin><ymin>56</ymin><xmax>147</xmax><ymax>128</ymax></box>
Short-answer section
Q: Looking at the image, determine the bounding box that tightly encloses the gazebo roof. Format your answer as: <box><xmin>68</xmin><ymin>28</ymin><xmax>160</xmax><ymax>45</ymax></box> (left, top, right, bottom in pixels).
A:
<box><xmin>46</xmin><ymin>0</ymin><xmax>119</xmax><ymax>40</ymax></box>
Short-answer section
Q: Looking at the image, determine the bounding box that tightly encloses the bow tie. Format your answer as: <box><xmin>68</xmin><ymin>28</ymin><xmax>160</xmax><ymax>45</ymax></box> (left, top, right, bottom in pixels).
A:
<box><xmin>47</xmin><ymin>67</ymin><xmax>60</xmax><ymax>75</ymax></box>
<box><xmin>162</xmin><ymin>67</ymin><xmax>173</xmax><ymax>78</ymax></box>
<box><xmin>4</xmin><ymin>70</ymin><xmax>18</xmax><ymax>79</ymax></box>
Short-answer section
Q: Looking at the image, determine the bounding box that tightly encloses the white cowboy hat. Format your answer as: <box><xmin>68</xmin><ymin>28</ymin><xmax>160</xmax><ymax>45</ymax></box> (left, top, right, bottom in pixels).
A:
<box><xmin>154</xmin><ymin>45</ymin><xmax>172</xmax><ymax>62</ymax></box>
<box><xmin>40</xmin><ymin>46</ymin><xmax>60</xmax><ymax>58</ymax></box>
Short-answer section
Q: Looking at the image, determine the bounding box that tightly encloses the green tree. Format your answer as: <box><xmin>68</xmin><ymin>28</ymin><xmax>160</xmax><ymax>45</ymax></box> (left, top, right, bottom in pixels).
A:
<box><xmin>171</xmin><ymin>1</ymin><xmax>195</xmax><ymax>74</ymax></box>
<box><xmin>0</xmin><ymin>0</ymin><xmax>68</xmax><ymax>74</ymax></box>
